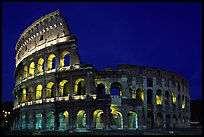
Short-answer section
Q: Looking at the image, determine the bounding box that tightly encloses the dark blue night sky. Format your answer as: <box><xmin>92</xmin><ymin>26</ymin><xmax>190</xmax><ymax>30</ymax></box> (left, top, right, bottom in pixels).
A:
<box><xmin>2</xmin><ymin>2</ymin><xmax>202</xmax><ymax>104</ymax></box>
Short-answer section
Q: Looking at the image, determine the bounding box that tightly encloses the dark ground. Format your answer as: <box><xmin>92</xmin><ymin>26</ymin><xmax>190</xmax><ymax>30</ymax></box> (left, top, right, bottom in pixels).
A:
<box><xmin>2</xmin><ymin>127</ymin><xmax>202</xmax><ymax>135</ymax></box>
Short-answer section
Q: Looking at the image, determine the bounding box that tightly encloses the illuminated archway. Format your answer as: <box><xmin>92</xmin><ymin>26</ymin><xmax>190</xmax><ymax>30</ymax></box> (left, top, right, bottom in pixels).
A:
<box><xmin>21</xmin><ymin>114</ymin><xmax>26</xmax><ymax>129</ymax></box>
<box><xmin>24</xmin><ymin>66</ymin><xmax>28</xmax><ymax>78</ymax></box>
<box><xmin>156</xmin><ymin>89</ymin><xmax>162</xmax><ymax>105</ymax></box>
<box><xmin>35</xmin><ymin>113</ymin><xmax>42</xmax><ymax>130</ymax></box>
<box><xmin>29</xmin><ymin>62</ymin><xmax>35</xmax><ymax>76</ymax></box>
<box><xmin>74</xmin><ymin>78</ymin><xmax>85</xmax><ymax>95</ymax></box>
<box><xmin>47</xmin><ymin>54</ymin><xmax>56</xmax><ymax>70</ymax></box>
<box><xmin>77</xmin><ymin>110</ymin><xmax>86</xmax><ymax>128</ymax></box>
<box><xmin>96</xmin><ymin>83</ymin><xmax>106</xmax><ymax>95</ymax></box>
<box><xmin>60</xmin><ymin>50</ymin><xmax>70</xmax><ymax>67</ymax></box>
<box><xmin>110</xmin><ymin>82</ymin><xmax>122</xmax><ymax>96</ymax></box>
<box><xmin>36</xmin><ymin>85</ymin><xmax>43</xmax><ymax>100</ymax></box>
<box><xmin>38</xmin><ymin>58</ymin><xmax>44</xmax><ymax>73</ymax></box>
<box><xmin>46</xmin><ymin>111</ymin><xmax>54</xmax><ymax>130</ymax></box>
<box><xmin>111</xmin><ymin>110</ymin><xmax>123</xmax><ymax>129</ymax></box>
<box><xmin>59</xmin><ymin>80</ymin><xmax>69</xmax><ymax>97</ymax></box>
<box><xmin>28</xmin><ymin>113</ymin><xmax>33</xmax><ymax>129</ymax></box>
<box><xmin>136</xmin><ymin>88</ymin><xmax>144</xmax><ymax>101</ymax></box>
<box><xmin>128</xmin><ymin>111</ymin><xmax>138</xmax><ymax>129</ymax></box>
<box><xmin>59</xmin><ymin>111</ymin><xmax>69</xmax><ymax>130</ymax></box>
<box><xmin>28</xmin><ymin>87</ymin><xmax>34</xmax><ymax>101</ymax></box>
<box><xmin>22</xmin><ymin>89</ymin><xmax>26</xmax><ymax>103</ymax></box>
<box><xmin>172</xmin><ymin>91</ymin><xmax>176</xmax><ymax>104</ymax></box>
<box><xmin>46</xmin><ymin>82</ymin><xmax>54</xmax><ymax>98</ymax></box>
<box><xmin>93</xmin><ymin>109</ymin><xmax>105</xmax><ymax>129</ymax></box>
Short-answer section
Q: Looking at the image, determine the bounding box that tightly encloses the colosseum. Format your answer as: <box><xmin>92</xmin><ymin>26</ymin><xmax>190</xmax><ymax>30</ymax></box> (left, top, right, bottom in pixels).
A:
<box><xmin>12</xmin><ymin>10</ymin><xmax>191</xmax><ymax>131</ymax></box>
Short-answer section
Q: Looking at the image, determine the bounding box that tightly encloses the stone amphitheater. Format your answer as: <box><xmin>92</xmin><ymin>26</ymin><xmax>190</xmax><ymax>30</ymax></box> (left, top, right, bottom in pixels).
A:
<box><xmin>12</xmin><ymin>10</ymin><xmax>191</xmax><ymax>131</ymax></box>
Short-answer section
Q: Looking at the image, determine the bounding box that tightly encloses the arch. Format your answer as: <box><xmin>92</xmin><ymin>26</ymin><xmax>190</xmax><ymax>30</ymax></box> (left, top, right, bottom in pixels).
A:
<box><xmin>147</xmin><ymin>89</ymin><xmax>153</xmax><ymax>104</ymax></box>
<box><xmin>136</xmin><ymin>88</ymin><xmax>144</xmax><ymax>101</ymax></box>
<box><xmin>59</xmin><ymin>111</ymin><xmax>69</xmax><ymax>130</ymax></box>
<box><xmin>46</xmin><ymin>82</ymin><xmax>54</xmax><ymax>98</ymax></box>
<box><xmin>27</xmin><ymin>113</ymin><xmax>33</xmax><ymax>129</ymax></box>
<box><xmin>173</xmin><ymin>114</ymin><xmax>177</xmax><ymax>128</ymax></box>
<box><xmin>166</xmin><ymin>114</ymin><xmax>170</xmax><ymax>128</ymax></box>
<box><xmin>47</xmin><ymin>54</ymin><xmax>56</xmax><ymax>70</ymax></box>
<box><xmin>59</xmin><ymin>80</ymin><xmax>69</xmax><ymax>97</ymax></box>
<box><xmin>36</xmin><ymin>84</ymin><xmax>43</xmax><ymax>100</ymax></box>
<box><xmin>60</xmin><ymin>50</ymin><xmax>70</xmax><ymax>67</ymax></box>
<box><xmin>35</xmin><ymin>113</ymin><xmax>42</xmax><ymax>130</ymax></box>
<box><xmin>110</xmin><ymin>82</ymin><xmax>122</xmax><ymax>96</ymax></box>
<box><xmin>172</xmin><ymin>91</ymin><xmax>176</xmax><ymax>104</ymax></box>
<box><xmin>28</xmin><ymin>87</ymin><xmax>34</xmax><ymax>101</ymax></box>
<box><xmin>111</xmin><ymin>110</ymin><xmax>123</xmax><ymax>129</ymax></box>
<box><xmin>93</xmin><ymin>109</ymin><xmax>105</xmax><ymax>129</ymax></box>
<box><xmin>96</xmin><ymin>83</ymin><xmax>106</xmax><ymax>95</ymax></box>
<box><xmin>29</xmin><ymin>62</ymin><xmax>35</xmax><ymax>76</ymax></box>
<box><xmin>156</xmin><ymin>89</ymin><xmax>162</xmax><ymax>105</ymax></box>
<box><xmin>46</xmin><ymin>111</ymin><xmax>54</xmax><ymax>130</ymax></box>
<box><xmin>156</xmin><ymin>113</ymin><xmax>163</xmax><ymax>128</ymax></box>
<box><xmin>24</xmin><ymin>66</ymin><xmax>28</xmax><ymax>78</ymax></box>
<box><xmin>165</xmin><ymin>90</ymin><xmax>169</xmax><ymax>105</ymax></box>
<box><xmin>128</xmin><ymin>111</ymin><xmax>138</xmax><ymax>129</ymax></box>
<box><xmin>22</xmin><ymin>89</ymin><xmax>26</xmax><ymax>103</ymax></box>
<box><xmin>74</xmin><ymin>78</ymin><xmax>85</xmax><ymax>95</ymax></box>
<box><xmin>38</xmin><ymin>58</ymin><xmax>44</xmax><ymax>73</ymax></box>
<box><xmin>77</xmin><ymin>110</ymin><xmax>86</xmax><ymax>128</ymax></box>
<box><xmin>147</xmin><ymin>112</ymin><xmax>154</xmax><ymax>128</ymax></box>
<box><xmin>21</xmin><ymin>114</ymin><xmax>26</xmax><ymax>129</ymax></box>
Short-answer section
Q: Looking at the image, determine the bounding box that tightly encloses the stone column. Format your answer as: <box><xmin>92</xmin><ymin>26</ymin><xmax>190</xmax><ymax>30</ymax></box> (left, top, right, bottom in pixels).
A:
<box><xmin>54</xmin><ymin>110</ymin><xmax>59</xmax><ymax>130</ymax></box>
<box><xmin>55</xmin><ymin>51</ymin><xmax>60</xmax><ymax>70</ymax></box>
<box><xmin>143</xmin><ymin>76</ymin><xmax>147</xmax><ymax>118</ymax></box>
<box><xmin>105</xmin><ymin>107</ymin><xmax>110</xmax><ymax>130</ymax></box>
<box><xmin>54</xmin><ymin>79</ymin><xmax>59</xmax><ymax>102</ymax></box>
<box><xmin>42</xmin><ymin>111</ymin><xmax>46</xmax><ymax>130</ymax></box>
<box><xmin>69</xmin><ymin>77</ymin><xmax>73</xmax><ymax>99</ymax></box>
<box><xmin>34</xmin><ymin>58</ymin><xmax>38</xmax><ymax>76</ymax></box>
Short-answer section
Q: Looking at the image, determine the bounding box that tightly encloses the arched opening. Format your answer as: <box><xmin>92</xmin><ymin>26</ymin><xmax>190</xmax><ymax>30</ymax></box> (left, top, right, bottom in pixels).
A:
<box><xmin>147</xmin><ymin>89</ymin><xmax>153</xmax><ymax>105</ymax></box>
<box><xmin>35</xmin><ymin>113</ymin><xmax>42</xmax><ymax>130</ymax></box>
<box><xmin>28</xmin><ymin>87</ymin><xmax>34</xmax><ymax>101</ymax></box>
<box><xmin>60</xmin><ymin>50</ymin><xmax>70</xmax><ymax>67</ymax></box>
<box><xmin>22</xmin><ymin>89</ymin><xmax>26</xmax><ymax>103</ymax></box>
<box><xmin>165</xmin><ymin>90</ymin><xmax>169</xmax><ymax>106</ymax></box>
<box><xmin>93</xmin><ymin>109</ymin><xmax>105</xmax><ymax>129</ymax></box>
<box><xmin>128</xmin><ymin>111</ymin><xmax>138</xmax><ymax>129</ymax></box>
<box><xmin>182</xmin><ymin>95</ymin><xmax>185</xmax><ymax>109</ymax></box>
<box><xmin>28</xmin><ymin>113</ymin><xmax>33</xmax><ymax>129</ymax></box>
<box><xmin>59</xmin><ymin>111</ymin><xmax>69</xmax><ymax>130</ymax></box>
<box><xmin>38</xmin><ymin>58</ymin><xmax>44</xmax><ymax>73</ymax></box>
<box><xmin>77</xmin><ymin>110</ymin><xmax>86</xmax><ymax>128</ymax></box>
<box><xmin>110</xmin><ymin>82</ymin><xmax>122</xmax><ymax>96</ymax></box>
<box><xmin>156</xmin><ymin>89</ymin><xmax>162</xmax><ymax>105</ymax></box>
<box><xmin>46</xmin><ymin>82</ymin><xmax>54</xmax><ymax>98</ymax></box>
<box><xmin>74</xmin><ymin>78</ymin><xmax>85</xmax><ymax>95</ymax></box>
<box><xmin>46</xmin><ymin>111</ymin><xmax>54</xmax><ymax>130</ymax></box>
<box><xmin>96</xmin><ymin>83</ymin><xmax>106</xmax><ymax>95</ymax></box>
<box><xmin>29</xmin><ymin>62</ymin><xmax>35</xmax><ymax>76</ymax></box>
<box><xmin>166</xmin><ymin>114</ymin><xmax>170</xmax><ymax>128</ymax></box>
<box><xmin>24</xmin><ymin>66</ymin><xmax>28</xmax><ymax>78</ymax></box>
<box><xmin>156</xmin><ymin>113</ymin><xmax>163</xmax><ymax>128</ymax></box>
<box><xmin>173</xmin><ymin>114</ymin><xmax>177</xmax><ymax>128</ymax></box>
<box><xmin>147</xmin><ymin>112</ymin><xmax>154</xmax><ymax>128</ymax></box>
<box><xmin>136</xmin><ymin>88</ymin><xmax>144</xmax><ymax>101</ymax></box>
<box><xmin>59</xmin><ymin>80</ymin><xmax>69</xmax><ymax>97</ymax></box>
<box><xmin>21</xmin><ymin>114</ymin><xmax>26</xmax><ymax>129</ymax></box>
<box><xmin>111</xmin><ymin>111</ymin><xmax>123</xmax><ymax>129</ymax></box>
<box><xmin>172</xmin><ymin>91</ymin><xmax>176</xmax><ymax>104</ymax></box>
<box><xmin>178</xmin><ymin>94</ymin><xmax>181</xmax><ymax>107</ymax></box>
<box><xmin>47</xmin><ymin>54</ymin><xmax>56</xmax><ymax>70</ymax></box>
<box><xmin>36</xmin><ymin>85</ymin><xmax>43</xmax><ymax>100</ymax></box>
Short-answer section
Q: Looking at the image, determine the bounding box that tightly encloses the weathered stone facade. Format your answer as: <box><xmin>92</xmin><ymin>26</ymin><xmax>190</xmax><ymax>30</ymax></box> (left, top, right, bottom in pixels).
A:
<box><xmin>12</xmin><ymin>10</ymin><xmax>191</xmax><ymax>131</ymax></box>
